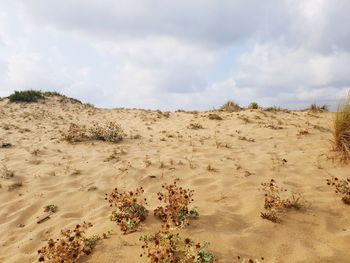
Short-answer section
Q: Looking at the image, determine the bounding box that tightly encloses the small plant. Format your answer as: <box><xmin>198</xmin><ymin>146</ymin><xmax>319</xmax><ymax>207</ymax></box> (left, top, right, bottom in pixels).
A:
<box><xmin>8</xmin><ymin>181</ymin><xmax>22</xmax><ymax>191</ymax></box>
<box><xmin>1</xmin><ymin>164</ymin><xmax>14</xmax><ymax>179</ymax></box>
<box><xmin>37</xmin><ymin>222</ymin><xmax>99</xmax><ymax>262</ymax></box>
<box><xmin>8</xmin><ymin>90</ymin><xmax>45</xmax><ymax>102</ymax></box>
<box><xmin>260</xmin><ymin>179</ymin><xmax>305</xmax><ymax>223</ymax></box>
<box><xmin>332</xmin><ymin>95</ymin><xmax>350</xmax><ymax>162</ymax></box>
<box><xmin>326</xmin><ymin>176</ymin><xmax>350</xmax><ymax>204</ymax></box>
<box><xmin>44</xmin><ymin>204</ymin><xmax>58</xmax><ymax>213</ymax></box>
<box><xmin>140</xmin><ymin>230</ymin><xmax>214</xmax><ymax>263</ymax></box>
<box><xmin>297</xmin><ymin>129</ymin><xmax>310</xmax><ymax>136</ymax></box>
<box><xmin>308</xmin><ymin>103</ymin><xmax>329</xmax><ymax>112</ymax></box>
<box><xmin>219</xmin><ymin>101</ymin><xmax>241</xmax><ymax>112</ymax></box>
<box><xmin>105</xmin><ymin>187</ymin><xmax>148</xmax><ymax>234</ymax></box>
<box><xmin>154</xmin><ymin>181</ymin><xmax>198</xmax><ymax>228</ymax></box>
<box><xmin>208</xmin><ymin>113</ymin><xmax>223</xmax><ymax>120</ymax></box>
<box><xmin>188</xmin><ymin>123</ymin><xmax>204</xmax><ymax>129</ymax></box>
<box><xmin>89</xmin><ymin>121</ymin><xmax>124</xmax><ymax>143</ymax></box>
<box><xmin>64</xmin><ymin>124</ymin><xmax>88</xmax><ymax>142</ymax></box>
<box><xmin>264</xmin><ymin>106</ymin><xmax>290</xmax><ymax>113</ymax></box>
<box><xmin>248</xmin><ymin>102</ymin><xmax>259</xmax><ymax>109</ymax></box>
<box><xmin>64</xmin><ymin>122</ymin><xmax>124</xmax><ymax>143</ymax></box>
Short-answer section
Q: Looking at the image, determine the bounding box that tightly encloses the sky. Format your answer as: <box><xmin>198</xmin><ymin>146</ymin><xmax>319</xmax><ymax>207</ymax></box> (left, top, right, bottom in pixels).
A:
<box><xmin>0</xmin><ymin>0</ymin><xmax>349</xmax><ymax>110</ymax></box>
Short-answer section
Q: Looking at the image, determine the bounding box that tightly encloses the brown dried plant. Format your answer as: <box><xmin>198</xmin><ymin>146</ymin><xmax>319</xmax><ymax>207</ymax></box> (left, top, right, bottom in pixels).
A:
<box><xmin>64</xmin><ymin>121</ymin><xmax>124</xmax><ymax>143</ymax></box>
<box><xmin>326</xmin><ymin>176</ymin><xmax>350</xmax><ymax>204</ymax></box>
<box><xmin>154</xmin><ymin>181</ymin><xmax>198</xmax><ymax>228</ymax></box>
<box><xmin>261</xmin><ymin>179</ymin><xmax>305</xmax><ymax>223</ymax></box>
<box><xmin>38</xmin><ymin>222</ymin><xmax>99</xmax><ymax>262</ymax></box>
<box><xmin>105</xmin><ymin>187</ymin><xmax>148</xmax><ymax>234</ymax></box>
<box><xmin>63</xmin><ymin>123</ymin><xmax>88</xmax><ymax>142</ymax></box>
<box><xmin>89</xmin><ymin>121</ymin><xmax>124</xmax><ymax>142</ymax></box>
<box><xmin>140</xmin><ymin>230</ymin><xmax>214</xmax><ymax>263</ymax></box>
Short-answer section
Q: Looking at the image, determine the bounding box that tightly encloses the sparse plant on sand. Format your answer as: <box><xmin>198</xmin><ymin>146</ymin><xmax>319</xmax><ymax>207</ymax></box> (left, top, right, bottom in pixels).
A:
<box><xmin>188</xmin><ymin>123</ymin><xmax>204</xmax><ymax>130</ymax></box>
<box><xmin>44</xmin><ymin>204</ymin><xmax>58</xmax><ymax>213</ymax></box>
<box><xmin>1</xmin><ymin>164</ymin><xmax>14</xmax><ymax>179</ymax></box>
<box><xmin>64</xmin><ymin>123</ymin><xmax>88</xmax><ymax>142</ymax></box>
<box><xmin>154</xmin><ymin>181</ymin><xmax>198</xmax><ymax>228</ymax></box>
<box><xmin>8</xmin><ymin>90</ymin><xmax>45</xmax><ymax>103</ymax></box>
<box><xmin>140</xmin><ymin>230</ymin><xmax>214</xmax><ymax>263</ymax></box>
<box><xmin>308</xmin><ymin>103</ymin><xmax>329</xmax><ymax>113</ymax></box>
<box><xmin>219</xmin><ymin>101</ymin><xmax>241</xmax><ymax>112</ymax></box>
<box><xmin>105</xmin><ymin>187</ymin><xmax>148</xmax><ymax>234</ymax></box>
<box><xmin>89</xmin><ymin>121</ymin><xmax>124</xmax><ymax>142</ymax></box>
<box><xmin>208</xmin><ymin>113</ymin><xmax>223</xmax><ymax>120</ymax></box>
<box><xmin>64</xmin><ymin>122</ymin><xmax>124</xmax><ymax>143</ymax></box>
<box><xmin>261</xmin><ymin>179</ymin><xmax>306</xmax><ymax>223</ymax></box>
<box><xmin>38</xmin><ymin>222</ymin><xmax>99</xmax><ymax>262</ymax></box>
<box><xmin>326</xmin><ymin>176</ymin><xmax>350</xmax><ymax>204</ymax></box>
<box><xmin>332</xmin><ymin>95</ymin><xmax>350</xmax><ymax>162</ymax></box>
<box><xmin>248</xmin><ymin>102</ymin><xmax>259</xmax><ymax>109</ymax></box>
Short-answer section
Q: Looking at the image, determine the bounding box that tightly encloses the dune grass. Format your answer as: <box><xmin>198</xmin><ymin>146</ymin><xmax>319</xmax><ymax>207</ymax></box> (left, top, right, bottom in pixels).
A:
<box><xmin>333</xmin><ymin>95</ymin><xmax>350</xmax><ymax>162</ymax></box>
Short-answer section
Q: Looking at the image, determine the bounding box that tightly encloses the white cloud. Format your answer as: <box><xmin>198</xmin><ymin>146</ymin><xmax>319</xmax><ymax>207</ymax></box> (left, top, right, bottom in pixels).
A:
<box><xmin>0</xmin><ymin>0</ymin><xmax>349</xmax><ymax>109</ymax></box>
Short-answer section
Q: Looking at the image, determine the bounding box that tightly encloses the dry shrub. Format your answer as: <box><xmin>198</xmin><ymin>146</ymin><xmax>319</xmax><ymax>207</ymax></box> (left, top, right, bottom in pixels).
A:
<box><xmin>140</xmin><ymin>230</ymin><xmax>214</xmax><ymax>263</ymax></box>
<box><xmin>38</xmin><ymin>222</ymin><xmax>99</xmax><ymax>262</ymax></box>
<box><xmin>64</xmin><ymin>122</ymin><xmax>124</xmax><ymax>143</ymax></box>
<box><xmin>64</xmin><ymin>124</ymin><xmax>88</xmax><ymax>142</ymax></box>
<box><xmin>219</xmin><ymin>101</ymin><xmax>242</xmax><ymax>112</ymax></box>
<box><xmin>208</xmin><ymin>113</ymin><xmax>223</xmax><ymax>120</ymax></box>
<box><xmin>105</xmin><ymin>187</ymin><xmax>148</xmax><ymax>234</ymax></box>
<box><xmin>264</xmin><ymin>106</ymin><xmax>290</xmax><ymax>113</ymax></box>
<box><xmin>154</xmin><ymin>181</ymin><xmax>198</xmax><ymax>228</ymax></box>
<box><xmin>333</xmin><ymin>95</ymin><xmax>350</xmax><ymax>162</ymax></box>
<box><xmin>188</xmin><ymin>123</ymin><xmax>204</xmax><ymax>130</ymax></box>
<box><xmin>308</xmin><ymin>103</ymin><xmax>329</xmax><ymax>113</ymax></box>
<box><xmin>297</xmin><ymin>128</ymin><xmax>310</xmax><ymax>136</ymax></box>
<box><xmin>326</xmin><ymin>176</ymin><xmax>350</xmax><ymax>204</ymax></box>
<box><xmin>89</xmin><ymin>121</ymin><xmax>124</xmax><ymax>142</ymax></box>
<box><xmin>261</xmin><ymin>179</ymin><xmax>305</xmax><ymax>223</ymax></box>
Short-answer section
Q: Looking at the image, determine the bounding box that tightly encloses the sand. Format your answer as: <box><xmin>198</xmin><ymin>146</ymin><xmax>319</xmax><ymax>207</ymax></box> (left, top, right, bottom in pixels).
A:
<box><xmin>0</xmin><ymin>96</ymin><xmax>349</xmax><ymax>263</ymax></box>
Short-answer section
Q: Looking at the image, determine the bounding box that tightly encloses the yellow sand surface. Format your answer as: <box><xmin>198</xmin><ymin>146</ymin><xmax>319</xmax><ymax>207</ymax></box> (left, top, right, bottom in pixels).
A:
<box><xmin>0</xmin><ymin>97</ymin><xmax>349</xmax><ymax>263</ymax></box>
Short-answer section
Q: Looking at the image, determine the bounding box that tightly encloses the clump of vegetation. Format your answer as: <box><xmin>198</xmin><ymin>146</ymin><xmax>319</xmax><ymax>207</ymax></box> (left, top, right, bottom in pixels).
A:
<box><xmin>38</xmin><ymin>222</ymin><xmax>99</xmax><ymax>262</ymax></box>
<box><xmin>8</xmin><ymin>181</ymin><xmax>22</xmax><ymax>191</ymax></box>
<box><xmin>248</xmin><ymin>102</ymin><xmax>259</xmax><ymax>109</ymax></box>
<box><xmin>44</xmin><ymin>204</ymin><xmax>58</xmax><ymax>213</ymax></box>
<box><xmin>64</xmin><ymin>122</ymin><xmax>124</xmax><ymax>143</ymax></box>
<box><xmin>308</xmin><ymin>103</ymin><xmax>329</xmax><ymax>112</ymax></box>
<box><xmin>140</xmin><ymin>230</ymin><xmax>214</xmax><ymax>263</ymax></box>
<box><xmin>297</xmin><ymin>128</ymin><xmax>310</xmax><ymax>136</ymax></box>
<box><xmin>208</xmin><ymin>113</ymin><xmax>223</xmax><ymax>120</ymax></box>
<box><xmin>326</xmin><ymin>176</ymin><xmax>350</xmax><ymax>204</ymax></box>
<box><xmin>219</xmin><ymin>101</ymin><xmax>241</xmax><ymax>112</ymax></box>
<box><xmin>8</xmin><ymin>90</ymin><xmax>45</xmax><ymax>102</ymax></box>
<box><xmin>261</xmin><ymin>179</ymin><xmax>305</xmax><ymax>223</ymax></box>
<box><xmin>105</xmin><ymin>187</ymin><xmax>148</xmax><ymax>234</ymax></box>
<box><xmin>332</xmin><ymin>95</ymin><xmax>350</xmax><ymax>162</ymax></box>
<box><xmin>89</xmin><ymin>121</ymin><xmax>124</xmax><ymax>143</ymax></box>
<box><xmin>64</xmin><ymin>124</ymin><xmax>88</xmax><ymax>143</ymax></box>
<box><xmin>1</xmin><ymin>164</ymin><xmax>14</xmax><ymax>179</ymax></box>
<box><xmin>188</xmin><ymin>123</ymin><xmax>204</xmax><ymax>130</ymax></box>
<box><xmin>42</xmin><ymin>91</ymin><xmax>63</xmax><ymax>97</ymax></box>
<box><xmin>264</xmin><ymin>106</ymin><xmax>290</xmax><ymax>113</ymax></box>
<box><xmin>154</xmin><ymin>181</ymin><xmax>198</xmax><ymax>228</ymax></box>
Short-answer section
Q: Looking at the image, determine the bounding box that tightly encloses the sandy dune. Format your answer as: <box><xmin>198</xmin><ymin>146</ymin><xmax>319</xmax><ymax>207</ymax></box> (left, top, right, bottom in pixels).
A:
<box><xmin>0</xmin><ymin>97</ymin><xmax>349</xmax><ymax>263</ymax></box>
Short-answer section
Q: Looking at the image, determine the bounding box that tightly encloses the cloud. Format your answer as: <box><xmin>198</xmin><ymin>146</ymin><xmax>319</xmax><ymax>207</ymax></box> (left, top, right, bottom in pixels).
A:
<box><xmin>0</xmin><ymin>0</ymin><xmax>349</xmax><ymax>110</ymax></box>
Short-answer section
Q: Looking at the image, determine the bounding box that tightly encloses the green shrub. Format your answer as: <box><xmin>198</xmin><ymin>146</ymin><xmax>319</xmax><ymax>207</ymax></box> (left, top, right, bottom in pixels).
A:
<box><xmin>248</xmin><ymin>102</ymin><xmax>259</xmax><ymax>109</ymax></box>
<box><xmin>8</xmin><ymin>90</ymin><xmax>44</xmax><ymax>102</ymax></box>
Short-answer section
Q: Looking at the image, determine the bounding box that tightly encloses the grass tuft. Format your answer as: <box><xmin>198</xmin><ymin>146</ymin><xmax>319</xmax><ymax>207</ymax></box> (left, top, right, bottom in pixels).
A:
<box><xmin>332</xmin><ymin>95</ymin><xmax>350</xmax><ymax>162</ymax></box>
